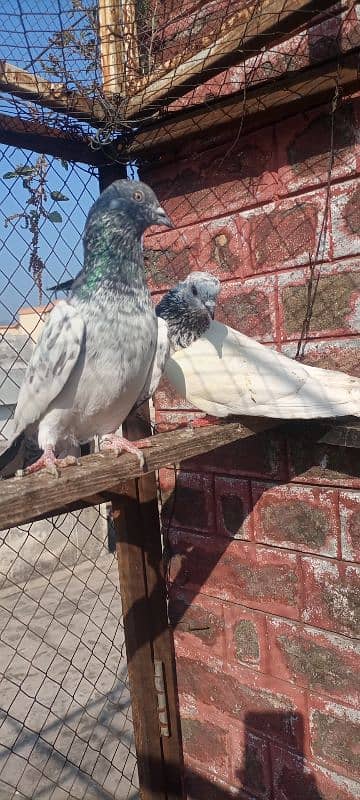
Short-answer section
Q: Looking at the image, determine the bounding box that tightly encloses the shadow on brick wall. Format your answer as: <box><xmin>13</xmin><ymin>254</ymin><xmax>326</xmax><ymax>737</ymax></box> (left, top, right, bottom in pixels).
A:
<box><xmin>134</xmin><ymin>711</ymin><xmax>325</xmax><ymax>798</ymax></box>
<box><xmin>181</xmin><ymin>713</ymin><xmax>325</xmax><ymax>799</ymax></box>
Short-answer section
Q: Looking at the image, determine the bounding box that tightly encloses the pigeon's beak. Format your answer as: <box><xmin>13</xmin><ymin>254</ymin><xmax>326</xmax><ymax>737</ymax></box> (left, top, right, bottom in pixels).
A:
<box><xmin>155</xmin><ymin>206</ymin><xmax>173</xmax><ymax>229</ymax></box>
<box><xmin>205</xmin><ymin>301</ymin><xmax>216</xmax><ymax>319</ymax></box>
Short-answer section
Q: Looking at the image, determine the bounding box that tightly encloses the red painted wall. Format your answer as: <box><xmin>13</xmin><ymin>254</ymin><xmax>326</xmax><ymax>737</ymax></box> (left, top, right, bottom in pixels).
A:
<box><xmin>141</xmin><ymin>9</ymin><xmax>360</xmax><ymax>797</ymax></box>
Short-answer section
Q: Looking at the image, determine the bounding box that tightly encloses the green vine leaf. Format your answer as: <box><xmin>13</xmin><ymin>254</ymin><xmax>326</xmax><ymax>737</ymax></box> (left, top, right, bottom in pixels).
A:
<box><xmin>47</xmin><ymin>211</ymin><xmax>63</xmax><ymax>223</ymax></box>
<box><xmin>14</xmin><ymin>166</ymin><xmax>36</xmax><ymax>176</ymax></box>
<box><xmin>50</xmin><ymin>191</ymin><xmax>69</xmax><ymax>201</ymax></box>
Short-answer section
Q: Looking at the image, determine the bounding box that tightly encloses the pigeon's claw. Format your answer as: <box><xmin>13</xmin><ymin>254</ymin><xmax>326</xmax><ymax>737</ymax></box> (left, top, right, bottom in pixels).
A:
<box><xmin>100</xmin><ymin>434</ymin><xmax>151</xmax><ymax>468</ymax></box>
<box><xmin>24</xmin><ymin>447</ymin><xmax>78</xmax><ymax>477</ymax></box>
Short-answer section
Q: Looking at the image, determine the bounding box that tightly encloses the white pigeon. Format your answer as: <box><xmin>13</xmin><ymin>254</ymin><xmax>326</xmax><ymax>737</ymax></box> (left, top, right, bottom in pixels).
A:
<box><xmin>158</xmin><ymin>272</ymin><xmax>360</xmax><ymax>420</ymax></box>
<box><xmin>0</xmin><ymin>179</ymin><xmax>172</xmax><ymax>475</ymax></box>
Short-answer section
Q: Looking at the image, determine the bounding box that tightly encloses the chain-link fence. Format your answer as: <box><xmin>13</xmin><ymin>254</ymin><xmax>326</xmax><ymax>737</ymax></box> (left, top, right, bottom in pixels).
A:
<box><xmin>1</xmin><ymin>2</ymin><xmax>360</xmax><ymax>799</ymax></box>
<box><xmin>0</xmin><ymin>146</ymin><xmax>139</xmax><ymax>800</ymax></box>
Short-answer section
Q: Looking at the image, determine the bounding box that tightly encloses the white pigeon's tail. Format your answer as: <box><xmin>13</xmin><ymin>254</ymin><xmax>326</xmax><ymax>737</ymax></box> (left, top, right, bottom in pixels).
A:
<box><xmin>164</xmin><ymin>321</ymin><xmax>360</xmax><ymax>420</ymax></box>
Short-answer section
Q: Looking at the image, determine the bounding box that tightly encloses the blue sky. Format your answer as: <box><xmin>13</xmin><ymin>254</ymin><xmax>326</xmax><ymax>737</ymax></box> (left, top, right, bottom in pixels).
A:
<box><xmin>0</xmin><ymin>1</ymin><xmax>140</xmax><ymax>324</ymax></box>
<box><xmin>0</xmin><ymin>148</ymin><xmax>99</xmax><ymax>323</ymax></box>
<box><xmin>0</xmin><ymin>0</ymin><xmax>99</xmax><ymax>322</ymax></box>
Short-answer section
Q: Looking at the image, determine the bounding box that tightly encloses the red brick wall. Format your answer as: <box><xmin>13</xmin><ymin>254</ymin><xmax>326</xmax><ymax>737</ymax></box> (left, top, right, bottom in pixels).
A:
<box><xmin>140</xmin><ymin>75</ymin><xmax>360</xmax><ymax>800</ymax></box>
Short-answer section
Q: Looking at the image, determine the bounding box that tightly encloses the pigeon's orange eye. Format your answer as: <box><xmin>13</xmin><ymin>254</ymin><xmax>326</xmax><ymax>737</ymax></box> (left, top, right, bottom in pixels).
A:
<box><xmin>133</xmin><ymin>190</ymin><xmax>144</xmax><ymax>202</ymax></box>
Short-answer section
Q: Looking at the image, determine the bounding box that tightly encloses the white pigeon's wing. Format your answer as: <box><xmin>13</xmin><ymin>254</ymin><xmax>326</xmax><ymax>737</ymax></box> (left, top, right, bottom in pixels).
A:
<box><xmin>13</xmin><ymin>301</ymin><xmax>85</xmax><ymax>435</ymax></box>
<box><xmin>164</xmin><ymin>320</ymin><xmax>360</xmax><ymax>419</ymax></box>
<box><xmin>133</xmin><ymin>317</ymin><xmax>170</xmax><ymax>409</ymax></box>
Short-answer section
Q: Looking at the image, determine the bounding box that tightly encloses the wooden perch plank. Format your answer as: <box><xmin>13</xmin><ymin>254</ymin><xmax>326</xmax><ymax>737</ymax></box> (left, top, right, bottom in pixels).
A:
<box><xmin>0</xmin><ymin>60</ymin><xmax>105</xmax><ymax>124</ymax></box>
<box><xmin>124</xmin><ymin>0</ymin><xmax>337</xmax><ymax>117</ymax></box>
<box><xmin>0</xmin><ymin>113</ymin><xmax>104</xmax><ymax>164</ymax></box>
<box><xmin>0</xmin><ymin>419</ymin><xmax>276</xmax><ymax>530</ymax></box>
<box><xmin>124</xmin><ymin>51</ymin><xmax>360</xmax><ymax>158</ymax></box>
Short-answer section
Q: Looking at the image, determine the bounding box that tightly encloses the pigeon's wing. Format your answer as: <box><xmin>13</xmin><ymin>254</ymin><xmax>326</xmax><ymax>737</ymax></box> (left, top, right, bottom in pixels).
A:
<box><xmin>12</xmin><ymin>301</ymin><xmax>85</xmax><ymax>436</ymax></box>
<box><xmin>164</xmin><ymin>320</ymin><xmax>360</xmax><ymax>419</ymax></box>
<box><xmin>133</xmin><ymin>317</ymin><xmax>170</xmax><ymax>410</ymax></box>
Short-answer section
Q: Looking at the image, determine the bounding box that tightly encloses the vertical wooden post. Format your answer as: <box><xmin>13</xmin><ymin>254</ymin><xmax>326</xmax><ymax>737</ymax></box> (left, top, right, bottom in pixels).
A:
<box><xmin>98</xmin><ymin>0</ymin><xmax>140</xmax><ymax>96</ymax></box>
<box><xmin>124</xmin><ymin>409</ymin><xmax>184</xmax><ymax>800</ymax></box>
<box><xmin>111</xmin><ymin>407</ymin><xmax>184</xmax><ymax>800</ymax></box>
<box><xmin>97</xmin><ymin>165</ymin><xmax>183</xmax><ymax>799</ymax></box>
<box><xmin>112</xmin><ymin>491</ymin><xmax>168</xmax><ymax>800</ymax></box>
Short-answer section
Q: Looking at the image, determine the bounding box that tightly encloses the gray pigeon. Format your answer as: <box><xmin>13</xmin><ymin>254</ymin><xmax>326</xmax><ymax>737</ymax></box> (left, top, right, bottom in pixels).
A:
<box><xmin>0</xmin><ymin>179</ymin><xmax>172</xmax><ymax>475</ymax></box>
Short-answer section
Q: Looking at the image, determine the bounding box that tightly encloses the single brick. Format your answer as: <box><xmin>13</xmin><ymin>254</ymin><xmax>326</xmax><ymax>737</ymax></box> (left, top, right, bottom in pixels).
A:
<box><xmin>278</xmin><ymin>263</ymin><xmax>360</xmax><ymax>340</ymax></box>
<box><xmin>169</xmin><ymin>589</ymin><xmax>225</xmax><ymax>660</ymax></box>
<box><xmin>197</xmin><ymin>217</ymin><xmax>246</xmax><ymax>281</ymax></box>
<box><xmin>302</xmin><ymin>557</ymin><xmax>360</xmax><ymax>637</ymax></box>
<box><xmin>277</xmin><ymin>102</ymin><xmax>357</xmax><ymax>195</ymax></box>
<box><xmin>215</xmin><ymin>277</ymin><xmax>277</xmax><ymax>342</ymax></box>
<box><xmin>214</xmin><ymin>477</ymin><xmax>252</xmax><ymax>540</ymax></box>
<box><xmin>331</xmin><ymin>179</ymin><xmax>360</xmax><ymax>259</ymax></box>
<box><xmin>184</xmin><ymin>429</ymin><xmax>288</xmax><ymax>481</ymax></box>
<box><xmin>161</xmin><ymin>470</ymin><xmax>215</xmax><ymax>534</ymax></box>
<box><xmin>245</xmin><ymin>191</ymin><xmax>330</xmax><ymax>273</ymax></box>
<box><xmin>181</xmin><ymin>716</ymin><xmax>229</xmax><ymax>779</ymax></box>
<box><xmin>143</xmin><ymin>226</ymin><xmax>198</xmax><ymax>291</ymax></box>
<box><xmin>271</xmin><ymin>745</ymin><xmax>360</xmax><ymax>800</ymax></box>
<box><xmin>282</xmin><ymin>338</ymin><xmax>360</xmax><ymax>378</ymax></box>
<box><xmin>177</xmin><ymin>656</ymin><xmax>306</xmax><ymax>750</ymax></box>
<box><xmin>252</xmin><ymin>483</ymin><xmax>339</xmax><ymax>556</ymax></box>
<box><xmin>267</xmin><ymin>617</ymin><xmax>360</xmax><ymax>705</ymax></box>
<box><xmin>169</xmin><ymin>532</ymin><xmax>301</xmax><ymax>618</ymax></box>
<box><xmin>309</xmin><ymin>698</ymin><xmax>360</xmax><ymax>779</ymax></box>
<box><xmin>339</xmin><ymin>490</ymin><xmax>360</xmax><ymax>563</ymax></box>
<box><xmin>224</xmin><ymin>605</ymin><xmax>267</xmax><ymax>671</ymax></box>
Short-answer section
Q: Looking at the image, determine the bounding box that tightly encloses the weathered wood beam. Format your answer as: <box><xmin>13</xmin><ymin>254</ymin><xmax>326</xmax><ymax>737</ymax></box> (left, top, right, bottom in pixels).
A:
<box><xmin>123</xmin><ymin>50</ymin><xmax>360</xmax><ymax>159</ymax></box>
<box><xmin>0</xmin><ymin>419</ymin><xmax>277</xmax><ymax>530</ymax></box>
<box><xmin>0</xmin><ymin>112</ymin><xmax>105</xmax><ymax>164</ymax></box>
<box><xmin>99</xmin><ymin>0</ymin><xmax>124</xmax><ymax>95</ymax></box>
<box><xmin>0</xmin><ymin>60</ymin><xmax>105</xmax><ymax>125</ymax></box>
<box><xmin>124</xmin><ymin>0</ymin><xmax>338</xmax><ymax>118</ymax></box>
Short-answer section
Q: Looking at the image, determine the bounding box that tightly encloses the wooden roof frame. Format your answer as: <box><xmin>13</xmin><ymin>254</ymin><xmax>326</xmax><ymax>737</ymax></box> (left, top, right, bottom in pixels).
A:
<box><xmin>0</xmin><ymin>0</ymin><xmax>343</xmax><ymax>131</ymax></box>
<box><xmin>122</xmin><ymin>50</ymin><xmax>360</xmax><ymax>160</ymax></box>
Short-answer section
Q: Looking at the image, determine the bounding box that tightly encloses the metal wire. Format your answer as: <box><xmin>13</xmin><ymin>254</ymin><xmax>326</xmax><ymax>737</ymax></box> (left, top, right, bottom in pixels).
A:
<box><xmin>0</xmin><ymin>147</ymin><xmax>139</xmax><ymax>800</ymax></box>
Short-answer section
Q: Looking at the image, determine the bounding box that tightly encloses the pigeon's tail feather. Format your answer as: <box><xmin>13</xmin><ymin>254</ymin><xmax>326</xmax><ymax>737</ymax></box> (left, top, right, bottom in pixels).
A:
<box><xmin>0</xmin><ymin>433</ymin><xmax>25</xmax><ymax>475</ymax></box>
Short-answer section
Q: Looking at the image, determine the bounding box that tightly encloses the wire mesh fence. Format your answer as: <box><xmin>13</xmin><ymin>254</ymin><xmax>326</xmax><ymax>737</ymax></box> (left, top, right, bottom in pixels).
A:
<box><xmin>0</xmin><ymin>146</ymin><xmax>139</xmax><ymax>800</ymax></box>
<box><xmin>0</xmin><ymin>2</ymin><xmax>360</xmax><ymax>799</ymax></box>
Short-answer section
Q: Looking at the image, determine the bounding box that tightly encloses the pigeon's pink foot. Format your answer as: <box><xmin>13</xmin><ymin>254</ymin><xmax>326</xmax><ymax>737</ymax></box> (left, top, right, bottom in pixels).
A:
<box><xmin>190</xmin><ymin>415</ymin><xmax>222</xmax><ymax>428</ymax></box>
<box><xmin>24</xmin><ymin>446</ymin><xmax>78</xmax><ymax>476</ymax></box>
<box><xmin>100</xmin><ymin>434</ymin><xmax>151</xmax><ymax>468</ymax></box>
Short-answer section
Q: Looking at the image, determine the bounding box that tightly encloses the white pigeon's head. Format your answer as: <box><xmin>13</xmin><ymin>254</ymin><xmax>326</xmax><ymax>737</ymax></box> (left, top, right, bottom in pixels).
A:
<box><xmin>155</xmin><ymin>271</ymin><xmax>221</xmax><ymax>351</ymax></box>
<box><xmin>181</xmin><ymin>271</ymin><xmax>221</xmax><ymax>319</ymax></box>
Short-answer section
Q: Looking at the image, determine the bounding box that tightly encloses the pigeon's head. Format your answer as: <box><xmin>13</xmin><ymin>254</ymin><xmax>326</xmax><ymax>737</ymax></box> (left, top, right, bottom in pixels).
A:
<box><xmin>155</xmin><ymin>271</ymin><xmax>221</xmax><ymax>350</ymax></box>
<box><xmin>87</xmin><ymin>179</ymin><xmax>173</xmax><ymax>236</ymax></box>
<box><xmin>180</xmin><ymin>271</ymin><xmax>221</xmax><ymax>319</ymax></box>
